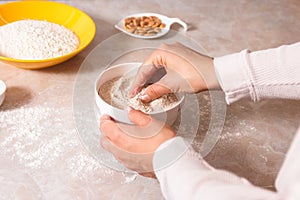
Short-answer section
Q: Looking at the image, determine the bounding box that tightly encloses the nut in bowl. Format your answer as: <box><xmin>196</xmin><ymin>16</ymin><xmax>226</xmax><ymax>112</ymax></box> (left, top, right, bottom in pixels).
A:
<box><xmin>95</xmin><ymin>63</ymin><xmax>184</xmax><ymax>125</ymax></box>
<box><xmin>115</xmin><ymin>13</ymin><xmax>188</xmax><ymax>39</ymax></box>
<box><xmin>123</xmin><ymin>16</ymin><xmax>166</xmax><ymax>37</ymax></box>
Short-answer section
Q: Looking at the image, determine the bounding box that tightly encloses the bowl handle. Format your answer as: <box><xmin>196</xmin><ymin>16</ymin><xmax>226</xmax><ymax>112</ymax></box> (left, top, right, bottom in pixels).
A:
<box><xmin>169</xmin><ymin>18</ymin><xmax>188</xmax><ymax>31</ymax></box>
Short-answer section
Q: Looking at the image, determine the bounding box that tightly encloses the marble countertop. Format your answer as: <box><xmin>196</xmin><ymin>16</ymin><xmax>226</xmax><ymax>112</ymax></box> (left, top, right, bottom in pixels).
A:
<box><xmin>0</xmin><ymin>0</ymin><xmax>300</xmax><ymax>199</ymax></box>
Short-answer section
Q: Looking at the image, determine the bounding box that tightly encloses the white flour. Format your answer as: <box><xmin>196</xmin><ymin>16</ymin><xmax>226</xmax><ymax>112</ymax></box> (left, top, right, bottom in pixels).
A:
<box><xmin>0</xmin><ymin>19</ymin><xmax>79</xmax><ymax>60</ymax></box>
<box><xmin>0</xmin><ymin>105</ymin><xmax>144</xmax><ymax>199</ymax></box>
<box><xmin>128</xmin><ymin>88</ymin><xmax>178</xmax><ymax>113</ymax></box>
<box><xmin>101</xmin><ymin>76</ymin><xmax>179</xmax><ymax>113</ymax></box>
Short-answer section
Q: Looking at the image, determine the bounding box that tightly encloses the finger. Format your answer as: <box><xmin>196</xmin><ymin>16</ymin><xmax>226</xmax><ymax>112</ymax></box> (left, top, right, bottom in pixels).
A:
<box><xmin>140</xmin><ymin>81</ymin><xmax>171</xmax><ymax>102</ymax></box>
<box><xmin>121</xmin><ymin>107</ymin><xmax>167</xmax><ymax>139</ymax></box>
<box><xmin>100</xmin><ymin>114</ymin><xmax>114</xmax><ymax>128</ymax></box>
<box><xmin>100</xmin><ymin>116</ymin><xmax>151</xmax><ymax>150</ymax></box>
<box><xmin>129</xmin><ymin>62</ymin><xmax>160</xmax><ymax>97</ymax></box>
<box><xmin>100</xmin><ymin>117</ymin><xmax>126</xmax><ymax>145</ymax></box>
<box><xmin>127</xmin><ymin>107</ymin><xmax>151</xmax><ymax>126</ymax></box>
<box><xmin>100</xmin><ymin>114</ymin><xmax>113</xmax><ymax>121</ymax></box>
<box><xmin>100</xmin><ymin>114</ymin><xmax>148</xmax><ymax>148</ymax></box>
<box><xmin>100</xmin><ymin>136</ymin><xmax>111</xmax><ymax>150</ymax></box>
<box><xmin>130</xmin><ymin>48</ymin><xmax>170</xmax><ymax>98</ymax></box>
<box><xmin>100</xmin><ymin>136</ymin><xmax>127</xmax><ymax>161</ymax></box>
<box><xmin>100</xmin><ymin>136</ymin><xmax>124</xmax><ymax>156</ymax></box>
<box><xmin>100</xmin><ymin>136</ymin><xmax>140</xmax><ymax>172</ymax></box>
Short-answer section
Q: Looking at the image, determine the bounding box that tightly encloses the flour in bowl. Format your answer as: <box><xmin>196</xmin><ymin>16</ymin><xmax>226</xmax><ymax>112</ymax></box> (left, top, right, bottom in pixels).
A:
<box><xmin>0</xmin><ymin>19</ymin><xmax>79</xmax><ymax>60</ymax></box>
<box><xmin>99</xmin><ymin>76</ymin><xmax>179</xmax><ymax>113</ymax></box>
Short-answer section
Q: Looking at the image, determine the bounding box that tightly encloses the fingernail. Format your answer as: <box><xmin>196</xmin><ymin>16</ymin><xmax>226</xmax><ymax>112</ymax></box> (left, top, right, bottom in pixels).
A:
<box><xmin>130</xmin><ymin>88</ymin><xmax>138</xmax><ymax>97</ymax></box>
<box><xmin>140</xmin><ymin>94</ymin><xmax>151</xmax><ymax>102</ymax></box>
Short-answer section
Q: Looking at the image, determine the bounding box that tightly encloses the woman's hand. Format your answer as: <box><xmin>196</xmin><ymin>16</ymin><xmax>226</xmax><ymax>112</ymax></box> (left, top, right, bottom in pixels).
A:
<box><xmin>130</xmin><ymin>42</ymin><xmax>220</xmax><ymax>102</ymax></box>
<box><xmin>100</xmin><ymin>108</ymin><xmax>176</xmax><ymax>178</ymax></box>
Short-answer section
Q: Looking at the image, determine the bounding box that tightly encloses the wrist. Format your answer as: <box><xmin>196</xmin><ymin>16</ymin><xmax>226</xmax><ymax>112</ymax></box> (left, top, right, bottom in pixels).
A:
<box><xmin>207</xmin><ymin>58</ymin><xmax>221</xmax><ymax>90</ymax></box>
<box><xmin>194</xmin><ymin>57</ymin><xmax>221</xmax><ymax>92</ymax></box>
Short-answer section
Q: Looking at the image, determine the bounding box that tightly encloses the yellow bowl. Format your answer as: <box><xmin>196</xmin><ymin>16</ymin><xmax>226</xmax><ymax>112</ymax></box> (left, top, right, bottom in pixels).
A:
<box><xmin>0</xmin><ymin>1</ymin><xmax>96</xmax><ymax>69</ymax></box>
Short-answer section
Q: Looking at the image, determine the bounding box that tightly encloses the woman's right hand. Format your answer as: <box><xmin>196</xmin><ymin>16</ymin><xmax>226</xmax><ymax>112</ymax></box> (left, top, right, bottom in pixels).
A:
<box><xmin>130</xmin><ymin>42</ymin><xmax>220</xmax><ymax>102</ymax></box>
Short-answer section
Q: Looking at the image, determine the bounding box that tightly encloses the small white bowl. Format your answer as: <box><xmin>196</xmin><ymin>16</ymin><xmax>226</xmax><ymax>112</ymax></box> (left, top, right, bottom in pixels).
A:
<box><xmin>115</xmin><ymin>13</ymin><xmax>188</xmax><ymax>39</ymax></box>
<box><xmin>0</xmin><ymin>80</ymin><xmax>6</xmax><ymax>106</ymax></box>
<box><xmin>95</xmin><ymin>63</ymin><xmax>184</xmax><ymax>125</ymax></box>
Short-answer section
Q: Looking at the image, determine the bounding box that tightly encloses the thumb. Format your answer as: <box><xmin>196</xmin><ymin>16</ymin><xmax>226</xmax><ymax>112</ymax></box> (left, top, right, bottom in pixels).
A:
<box><xmin>140</xmin><ymin>79</ymin><xmax>172</xmax><ymax>103</ymax></box>
<box><xmin>127</xmin><ymin>107</ymin><xmax>152</xmax><ymax>126</ymax></box>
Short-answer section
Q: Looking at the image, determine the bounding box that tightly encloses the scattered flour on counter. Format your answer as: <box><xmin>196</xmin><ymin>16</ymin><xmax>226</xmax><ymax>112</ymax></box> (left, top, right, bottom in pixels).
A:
<box><xmin>0</xmin><ymin>105</ymin><xmax>143</xmax><ymax>200</ymax></box>
<box><xmin>99</xmin><ymin>76</ymin><xmax>179</xmax><ymax>113</ymax></box>
<box><xmin>0</xmin><ymin>19</ymin><xmax>79</xmax><ymax>60</ymax></box>
<box><xmin>0</xmin><ymin>106</ymin><xmax>117</xmax><ymax>178</ymax></box>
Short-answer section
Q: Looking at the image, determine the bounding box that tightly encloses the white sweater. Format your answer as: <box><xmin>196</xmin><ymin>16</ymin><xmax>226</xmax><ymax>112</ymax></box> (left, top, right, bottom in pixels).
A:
<box><xmin>153</xmin><ymin>42</ymin><xmax>300</xmax><ymax>200</ymax></box>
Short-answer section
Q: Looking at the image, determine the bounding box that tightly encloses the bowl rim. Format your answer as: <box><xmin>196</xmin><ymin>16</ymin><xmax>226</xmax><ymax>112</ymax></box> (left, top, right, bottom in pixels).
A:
<box><xmin>95</xmin><ymin>62</ymin><xmax>185</xmax><ymax>115</ymax></box>
<box><xmin>0</xmin><ymin>1</ymin><xmax>96</xmax><ymax>63</ymax></box>
<box><xmin>0</xmin><ymin>80</ymin><xmax>6</xmax><ymax>95</ymax></box>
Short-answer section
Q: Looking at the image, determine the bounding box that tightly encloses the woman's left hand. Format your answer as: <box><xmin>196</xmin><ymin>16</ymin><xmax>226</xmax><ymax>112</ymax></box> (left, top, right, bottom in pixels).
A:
<box><xmin>100</xmin><ymin>107</ymin><xmax>176</xmax><ymax>178</ymax></box>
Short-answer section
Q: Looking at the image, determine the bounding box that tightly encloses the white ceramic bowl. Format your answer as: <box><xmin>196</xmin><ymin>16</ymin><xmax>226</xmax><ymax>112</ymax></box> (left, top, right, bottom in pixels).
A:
<box><xmin>95</xmin><ymin>63</ymin><xmax>184</xmax><ymax>125</ymax></box>
<box><xmin>0</xmin><ymin>80</ymin><xmax>6</xmax><ymax>106</ymax></box>
<box><xmin>115</xmin><ymin>12</ymin><xmax>188</xmax><ymax>39</ymax></box>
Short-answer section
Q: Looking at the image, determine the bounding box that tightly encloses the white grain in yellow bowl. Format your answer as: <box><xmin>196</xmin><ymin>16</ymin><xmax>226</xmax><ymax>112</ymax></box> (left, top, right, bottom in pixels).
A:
<box><xmin>0</xmin><ymin>1</ymin><xmax>96</xmax><ymax>69</ymax></box>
